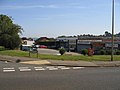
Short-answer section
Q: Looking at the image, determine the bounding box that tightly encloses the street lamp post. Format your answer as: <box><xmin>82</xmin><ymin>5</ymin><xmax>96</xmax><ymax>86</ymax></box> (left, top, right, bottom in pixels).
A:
<box><xmin>111</xmin><ymin>0</ymin><xmax>115</xmax><ymax>61</ymax></box>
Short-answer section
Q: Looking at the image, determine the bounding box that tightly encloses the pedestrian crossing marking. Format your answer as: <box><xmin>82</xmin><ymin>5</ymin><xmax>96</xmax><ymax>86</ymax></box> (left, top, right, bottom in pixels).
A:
<box><xmin>2</xmin><ymin>66</ymin><xmax>85</xmax><ymax>72</ymax></box>
<box><xmin>49</xmin><ymin>68</ymin><xmax>58</xmax><ymax>70</ymax></box>
<box><xmin>61</xmin><ymin>67</ymin><xmax>70</xmax><ymax>70</ymax></box>
<box><xmin>20</xmin><ymin>69</ymin><xmax>31</xmax><ymax>72</ymax></box>
<box><xmin>19</xmin><ymin>67</ymin><xmax>29</xmax><ymax>69</ymax></box>
<box><xmin>35</xmin><ymin>68</ymin><xmax>45</xmax><ymax>71</ymax></box>
<box><xmin>73</xmin><ymin>67</ymin><xmax>85</xmax><ymax>69</ymax></box>
<box><xmin>3</xmin><ymin>70</ymin><xmax>15</xmax><ymax>72</ymax></box>
<box><xmin>3</xmin><ymin>68</ymin><xmax>14</xmax><ymax>69</ymax></box>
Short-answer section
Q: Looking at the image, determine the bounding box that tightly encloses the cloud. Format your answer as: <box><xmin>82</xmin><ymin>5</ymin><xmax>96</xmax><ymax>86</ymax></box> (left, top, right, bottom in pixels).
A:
<box><xmin>0</xmin><ymin>3</ymin><xmax>88</xmax><ymax>10</ymax></box>
<box><xmin>33</xmin><ymin>13</ymin><xmax>82</xmax><ymax>21</ymax></box>
<box><xmin>63</xmin><ymin>3</ymin><xmax>88</xmax><ymax>9</ymax></box>
<box><xmin>34</xmin><ymin>17</ymin><xmax>50</xmax><ymax>20</ymax></box>
<box><xmin>68</xmin><ymin>2</ymin><xmax>82</xmax><ymax>6</ymax></box>
<box><xmin>72</xmin><ymin>6</ymin><xmax>88</xmax><ymax>9</ymax></box>
<box><xmin>0</xmin><ymin>5</ymin><xmax>58</xmax><ymax>10</ymax></box>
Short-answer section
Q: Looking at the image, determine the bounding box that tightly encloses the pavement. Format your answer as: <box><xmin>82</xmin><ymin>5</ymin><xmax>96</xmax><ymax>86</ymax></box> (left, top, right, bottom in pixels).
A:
<box><xmin>1</xmin><ymin>55</ymin><xmax>120</xmax><ymax>67</ymax></box>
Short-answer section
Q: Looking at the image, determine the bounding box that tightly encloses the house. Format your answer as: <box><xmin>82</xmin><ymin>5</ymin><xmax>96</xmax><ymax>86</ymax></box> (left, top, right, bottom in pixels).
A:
<box><xmin>77</xmin><ymin>39</ymin><xmax>103</xmax><ymax>53</ymax></box>
<box><xmin>35</xmin><ymin>37</ymin><xmax>56</xmax><ymax>49</ymax></box>
<box><xmin>56</xmin><ymin>37</ymin><xmax>78</xmax><ymax>51</ymax></box>
<box><xmin>21</xmin><ymin>38</ymin><xmax>35</xmax><ymax>51</ymax></box>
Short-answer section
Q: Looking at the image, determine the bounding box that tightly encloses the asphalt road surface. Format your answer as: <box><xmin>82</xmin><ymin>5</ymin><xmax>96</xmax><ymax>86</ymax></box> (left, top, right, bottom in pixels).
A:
<box><xmin>37</xmin><ymin>48</ymin><xmax>80</xmax><ymax>55</ymax></box>
<box><xmin>38</xmin><ymin>48</ymin><xmax>59</xmax><ymax>55</ymax></box>
<box><xmin>0</xmin><ymin>61</ymin><xmax>120</xmax><ymax>90</ymax></box>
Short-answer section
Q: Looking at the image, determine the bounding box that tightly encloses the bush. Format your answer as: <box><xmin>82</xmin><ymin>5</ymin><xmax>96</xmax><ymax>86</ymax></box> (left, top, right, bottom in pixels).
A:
<box><xmin>59</xmin><ymin>47</ymin><xmax>66</xmax><ymax>55</ymax></box>
<box><xmin>16</xmin><ymin>59</ymin><xmax>21</xmax><ymax>63</ymax></box>
<box><xmin>106</xmin><ymin>50</ymin><xmax>112</xmax><ymax>55</ymax></box>
<box><xmin>116</xmin><ymin>50</ymin><xmax>120</xmax><ymax>55</ymax></box>
<box><xmin>100</xmin><ymin>50</ymin><xmax>106</xmax><ymax>55</ymax></box>
<box><xmin>81</xmin><ymin>49</ymin><xmax>88</xmax><ymax>56</ymax></box>
<box><xmin>0</xmin><ymin>46</ymin><xmax>6</xmax><ymax>51</ymax></box>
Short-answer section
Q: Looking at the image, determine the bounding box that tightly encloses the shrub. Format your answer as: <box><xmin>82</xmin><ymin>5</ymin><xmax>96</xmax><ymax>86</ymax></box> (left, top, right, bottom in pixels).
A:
<box><xmin>100</xmin><ymin>50</ymin><xmax>106</xmax><ymax>55</ymax></box>
<box><xmin>59</xmin><ymin>47</ymin><xmax>66</xmax><ymax>55</ymax></box>
<box><xmin>116</xmin><ymin>50</ymin><xmax>120</xmax><ymax>55</ymax></box>
<box><xmin>81</xmin><ymin>49</ymin><xmax>88</xmax><ymax>56</ymax></box>
<box><xmin>16</xmin><ymin>59</ymin><xmax>21</xmax><ymax>63</ymax></box>
<box><xmin>0</xmin><ymin>46</ymin><xmax>6</xmax><ymax>51</ymax></box>
<box><xmin>106</xmin><ymin>50</ymin><xmax>112</xmax><ymax>55</ymax></box>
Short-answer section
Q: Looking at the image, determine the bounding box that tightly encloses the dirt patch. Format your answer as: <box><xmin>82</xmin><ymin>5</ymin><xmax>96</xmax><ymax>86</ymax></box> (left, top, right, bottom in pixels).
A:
<box><xmin>20</xmin><ymin>60</ymin><xmax>51</xmax><ymax>65</ymax></box>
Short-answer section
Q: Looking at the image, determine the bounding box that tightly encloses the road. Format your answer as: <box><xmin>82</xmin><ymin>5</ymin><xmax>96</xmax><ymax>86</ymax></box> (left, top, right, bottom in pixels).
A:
<box><xmin>37</xmin><ymin>48</ymin><xmax>80</xmax><ymax>55</ymax></box>
<box><xmin>0</xmin><ymin>61</ymin><xmax>120</xmax><ymax>90</ymax></box>
<box><xmin>37</xmin><ymin>48</ymin><xmax>59</xmax><ymax>55</ymax></box>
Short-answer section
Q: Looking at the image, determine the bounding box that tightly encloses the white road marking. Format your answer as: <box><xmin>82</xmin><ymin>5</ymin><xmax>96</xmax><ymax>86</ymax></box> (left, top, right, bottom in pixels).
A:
<box><xmin>20</xmin><ymin>69</ymin><xmax>31</xmax><ymax>72</ymax></box>
<box><xmin>73</xmin><ymin>67</ymin><xmax>85</xmax><ymax>69</ymax></box>
<box><xmin>61</xmin><ymin>67</ymin><xmax>70</xmax><ymax>70</ymax></box>
<box><xmin>3</xmin><ymin>70</ymin><xmax>15</xmax><ymax>72</ymax></box>
<box><xmin>57</xmin><ymin>66</ymin><xmax>66</xmax><ymax>68</ymax></box>
<box><xmin>34</xmin><ymin>67</ymin><xmax>45</xmax><ymax>71</ymax></box>
<box><xmin>3</xmin><ymin>68</ymin><xmax>14</xmax><ymax>69</ymax></box>
<box><xmin>34</xmin><ymin>67</ymin><xmax>43</xmax><ymax>69</ymax></box>
<box><xmin>19</xmin><ymin>67</ymin><xmax>31</xmax><ymax>72</ymax></box>
<box><xmin>49</xmin><ymin>68</ymin><xmax>58</xmax><ymax>70</ymax></box>
<box><xmin>46</xmin><ymin>66</ymin><xmax>59</xmax><ymax>70</ymax></box>
<box><xmin>46</xmin><ymin>66</ymin><xmax>55</xmax><ymax>68</ymax></box>
<box><xmin>35</xmin><ymin>68</ymin><xmax>45</xmax><ymax>71</ymax></box>
<box><xmin>18</xmin><ymin>67</ymin><xmax>29</xmax><ymax>69</ymax></box>
<box><xmin>3</xmin><ymin>67</ymin><xmax>15</xmax><ymax>72</ymax></box>
<box><xmin>2</xmin><ymin>66</ymin><xmax>85</xmax><ymax>73</ymax></box>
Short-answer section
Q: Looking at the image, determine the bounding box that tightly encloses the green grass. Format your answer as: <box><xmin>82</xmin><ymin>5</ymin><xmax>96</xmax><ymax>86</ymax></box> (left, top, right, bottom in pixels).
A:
<box><xmin>0</xmin><ymin>50</ymin><xmax>120</xmax><ymax>61</ymax></box>
<box><xmin>0</xmin><ymin>50</ymin><xmax>28</xmax><ymax>57</ymax></box>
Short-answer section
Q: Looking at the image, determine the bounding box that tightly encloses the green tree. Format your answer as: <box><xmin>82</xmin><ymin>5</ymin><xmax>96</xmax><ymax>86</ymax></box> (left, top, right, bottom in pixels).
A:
<box><xmin>0</xmin><ymin>14</ymin><xmax>23</xmax><ymax>49</ymax></box>
<box><xmin>104</xmin><ymin>31</ymin><xmax>111</xmax><ymax>37</ymax></box>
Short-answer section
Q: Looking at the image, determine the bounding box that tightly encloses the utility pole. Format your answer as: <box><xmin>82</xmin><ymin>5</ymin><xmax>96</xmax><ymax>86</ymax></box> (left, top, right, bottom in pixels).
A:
<box><xmin>111</xmin><ymin>0</ymin><xmax>115</xmax><ymax>61</ymax></box>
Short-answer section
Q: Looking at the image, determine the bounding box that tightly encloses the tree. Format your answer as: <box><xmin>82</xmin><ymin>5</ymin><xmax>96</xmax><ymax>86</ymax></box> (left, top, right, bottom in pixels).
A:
<box><xmin>57</xmin><ymin>35</ymin><xmax>66</xmax><ymax>38</ymax></box>
<box><xmin>116</xmin><ymin>32</ymin><xmax>120</xmax><ymax>37</ymax></box>
<box><xmin>0</xmin><ymin>14</ymin><xmax>23</xmax><ymax>49</ymax></box>
<box><xmin>104</xmin><ymin>31</ymin><xmax>112</xmax><ymax>37</ymax></box>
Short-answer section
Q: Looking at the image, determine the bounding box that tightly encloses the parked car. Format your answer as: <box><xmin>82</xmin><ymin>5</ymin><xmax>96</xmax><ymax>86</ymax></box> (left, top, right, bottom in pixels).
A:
<box><xmin>21</xmin><ymin>45</ymin><xmax>31</xmax><ymax>51</ymax></box>
<box><xmin>39</xmin><ymin>45</ymin><xmax>47</xmax><ymax>48</ymax></box>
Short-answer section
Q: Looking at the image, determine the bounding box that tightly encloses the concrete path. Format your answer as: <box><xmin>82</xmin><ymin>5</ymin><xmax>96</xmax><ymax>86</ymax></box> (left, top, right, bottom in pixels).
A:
<box><xmin>48</xmin><ymin>60</ymin><xmax>98</xmax><ymax>67</ymax></box>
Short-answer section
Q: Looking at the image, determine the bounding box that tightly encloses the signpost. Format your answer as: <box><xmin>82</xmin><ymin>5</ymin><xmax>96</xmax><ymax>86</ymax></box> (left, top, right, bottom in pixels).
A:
<box><xmin>29</xmin><ymin>46</ymin><xmax>38</xmax><ymax>58</ymax></box>
<box><xmin>111</xmin><ymin>0</ymin><xmax>115</xmax><ymax>61</ymax></box>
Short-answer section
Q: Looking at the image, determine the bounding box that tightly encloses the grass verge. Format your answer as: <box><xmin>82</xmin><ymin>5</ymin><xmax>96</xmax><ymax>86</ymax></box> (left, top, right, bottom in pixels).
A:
<box><xmin>0</xmin><ymin>50</ymin><xmax>120</xmax><ymax>61</ymax></box>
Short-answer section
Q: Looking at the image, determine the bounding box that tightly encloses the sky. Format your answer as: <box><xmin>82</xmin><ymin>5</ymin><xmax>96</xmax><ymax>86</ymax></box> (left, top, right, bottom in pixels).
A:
<box><xmin>0</xmin><ymin>0</ymin><xmax>120</xmax><ymax>38</ymax></box>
